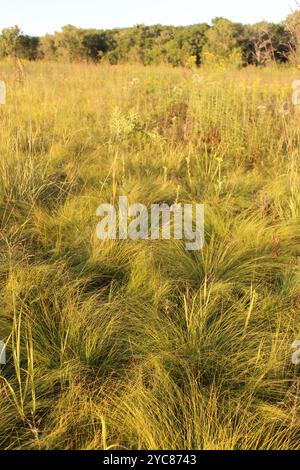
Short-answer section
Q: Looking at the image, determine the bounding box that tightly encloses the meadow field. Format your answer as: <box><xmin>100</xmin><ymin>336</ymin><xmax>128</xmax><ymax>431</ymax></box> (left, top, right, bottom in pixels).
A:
<box><xmin>1</xmin><ymin>61</ymin><xmax>300</xmax><ymax>450</ymax></box>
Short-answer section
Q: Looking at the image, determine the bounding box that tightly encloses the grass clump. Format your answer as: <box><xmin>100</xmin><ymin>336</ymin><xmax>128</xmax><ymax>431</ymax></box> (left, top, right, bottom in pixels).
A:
<box><xmin>0</xmin><ymin>61</ymin><xmax>300</xmax><ymax>449</ymax></box>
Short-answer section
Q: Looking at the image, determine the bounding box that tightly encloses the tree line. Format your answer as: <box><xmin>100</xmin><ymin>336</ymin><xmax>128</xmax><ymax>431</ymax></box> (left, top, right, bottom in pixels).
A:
<box><xmin>1</xmin><ymin>12</ymin><xmax>300</xmax><ymax>67</ymax></box>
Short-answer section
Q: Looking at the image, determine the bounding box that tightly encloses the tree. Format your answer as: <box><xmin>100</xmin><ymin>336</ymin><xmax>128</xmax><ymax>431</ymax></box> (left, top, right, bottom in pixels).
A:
<box><xmin>172</xmin><ymin>24</ymin><xmax>210</xmax><ymax>66</ymax></box>
<box><xmin>0</xmin><ymin>26</ymin><xmax>39</xmax><ymax>61</ymax></box>
<box><xmin>18</xmin><ymin>35</ymin><xmax>40</xmax><ymax>60</ymax></box>
<box><xmin>286</xmin><ymin>9</ymin><xmax>300</xmax><ymax>64</ymax></box>
<box><xmin>245</xmin><ymin>22</ymin><xmax>290</xmax><ymax>65</ymax></box>
<box><xmin>204</xmin><ymin>18</ymin><xmax>245</xmax><ymax>65</ymax></box>
<box><xmin>0</xmin><ymin>26</ymin><xmax>21</xmax><ymax>58</ymax></box>
<box><xmin>163</xmin><ymin>38</ymin><xmax>185</xmax><ymax>66</ymax></box>
<box><xmin>0</xmin><ymin>17</ymin><xmax>296</xmax><ymax>67</ymax></box>
<box><xmin>82</xmin><ymin>30</ymin><xmax>116</xmax><ymax>62</ymax></box>
<box><xmin>55</xmin><ymin>25</ymin><xmax>86</xmax><ymax>62</ymax></box>
<box><xmin>39</xmin><ymin>34</ymin><xmax>58</xmax><ymax>60</ymax></box>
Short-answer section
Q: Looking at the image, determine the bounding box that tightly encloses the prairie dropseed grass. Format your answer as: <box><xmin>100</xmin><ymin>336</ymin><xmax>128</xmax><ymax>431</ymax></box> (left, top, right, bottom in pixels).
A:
<box><xmin>0</xmin><ymin>60</ymin><xmax>300</xmax><ymax>449</ymax></box>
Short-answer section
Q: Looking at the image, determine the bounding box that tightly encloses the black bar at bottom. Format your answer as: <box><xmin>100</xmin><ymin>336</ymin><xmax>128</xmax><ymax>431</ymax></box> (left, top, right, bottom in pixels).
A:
<box><xmin>0</xmin><ymin>450</ymin><xmax>299</xmax><ymax>465</ymax></box>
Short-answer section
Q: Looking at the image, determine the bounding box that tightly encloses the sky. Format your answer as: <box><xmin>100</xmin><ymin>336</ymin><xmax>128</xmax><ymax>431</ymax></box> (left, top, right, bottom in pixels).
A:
<box><xmin>0</xmin><ymin>0</ymin><xmax>297</xmax><ymax>36</ymax></box>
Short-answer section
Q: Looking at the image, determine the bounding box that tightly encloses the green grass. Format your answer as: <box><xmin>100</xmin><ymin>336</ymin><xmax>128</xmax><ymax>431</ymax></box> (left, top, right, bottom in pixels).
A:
<box><xmin>0</xmin><ymin>60</ymin><xmax>300</xmax><ymax>449</ymax></box>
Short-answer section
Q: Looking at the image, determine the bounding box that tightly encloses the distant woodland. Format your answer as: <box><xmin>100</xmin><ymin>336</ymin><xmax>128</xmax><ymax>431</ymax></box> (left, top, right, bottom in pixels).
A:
<box><xmin>1</xmin><ymin>12</ymin><xmax>300</xmax><ymax>67</ymax></box>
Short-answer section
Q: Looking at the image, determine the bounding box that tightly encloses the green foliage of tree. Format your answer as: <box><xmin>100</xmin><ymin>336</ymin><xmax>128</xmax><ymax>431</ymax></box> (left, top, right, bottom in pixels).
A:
<box><xmin>18</xmin><ymin>35</ymin><xmax>40</xmax><ymax>60</ymax></box>
<box><xmin>203</xmin><ymin>17</ymin><xmax>245</xmax><ymax>66</ymax></box>
<box><xmin>0</xmin><ymin>11</ymin><xmax>299</xmax><ymax>67</ymax></box>
<box><xmin>55</xmin><ymin>25</ymin><xmax>86</xmax><ymax>62</ymax></box>
<box><xmin>180</xmin><ymin>24</ymin><xmax>210</xmax><ymax>65</ymax></box>
<box><xmin>39</xmin><ymin>34</ymin><xmax>58</xmax><ymax>60</ymax></box>
<box><xmin>0</xmin><ymin>26</ymin><xmax>39</xmax><ymax>60</ymax></box>
<box><xmin>82</xmin><ymin>30</ymin><xmax>116</xmax><ymax>62</ymax></box>
<box><xmin>0</xmin><ymin>26</ymin><xmax>21</xmax><ymax>57</ymax></box>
